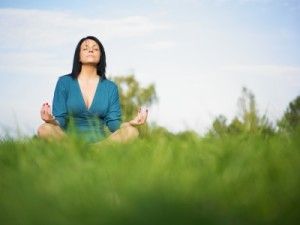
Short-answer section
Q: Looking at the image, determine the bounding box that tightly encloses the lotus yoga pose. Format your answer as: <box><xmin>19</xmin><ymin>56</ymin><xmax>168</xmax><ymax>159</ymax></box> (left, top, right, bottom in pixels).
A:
<box><xmin>37</xmin><ymin>36</ymin><xmax>148</xmax><ymax>144</ymax></box>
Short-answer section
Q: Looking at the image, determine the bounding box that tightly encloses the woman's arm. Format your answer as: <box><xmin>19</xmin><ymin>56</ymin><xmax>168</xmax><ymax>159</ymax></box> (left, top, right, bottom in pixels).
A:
<box><xmin>104</xmin><ymin>84</ymin><xmax>122</xmax><ymax>132</ymax></box>
<box><xmin>52</xmin><ymin>77</ymin><xmax>68</xmax><ymax>129</ymax></box>
<box><xmin>104</xmin><ymin>83</ymin><xmax>148</xmax><ymax>132</ymax></box>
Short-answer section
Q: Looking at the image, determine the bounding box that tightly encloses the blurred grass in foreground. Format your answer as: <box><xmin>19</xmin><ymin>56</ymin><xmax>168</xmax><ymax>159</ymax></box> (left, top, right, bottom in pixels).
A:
<box><xmin>0</xmin><ymin>130</ymin><xmax>299</xmax><ymax>225</ymax></box>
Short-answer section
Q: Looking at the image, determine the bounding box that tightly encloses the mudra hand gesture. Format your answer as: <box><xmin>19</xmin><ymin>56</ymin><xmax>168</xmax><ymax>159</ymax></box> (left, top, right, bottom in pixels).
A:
<box><xmin>129</xmin><ymin>107</ymin><xmax>148</xmax><ymax>126</ymax></box>
<box><xmin>40</xmin><ymin>102</ymin><xmax>55</xmax><ymax>123</ymax></box>
<box><xmin>40</xmin><ymin>102</ymin><xmax>148</xmax><ymax>127</ymax></box>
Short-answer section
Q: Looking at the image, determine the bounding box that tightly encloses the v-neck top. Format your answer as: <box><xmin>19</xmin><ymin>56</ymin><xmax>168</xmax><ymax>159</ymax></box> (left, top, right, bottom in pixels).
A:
<box><xmin>52</xmin><ymin>73</ymin><xmax>122</xmax><ymax>143</ymax></box>
<box><xmin>76</xmin><ymin>76</ymin><xmax>100</xmax><ymax>111</ymax></box>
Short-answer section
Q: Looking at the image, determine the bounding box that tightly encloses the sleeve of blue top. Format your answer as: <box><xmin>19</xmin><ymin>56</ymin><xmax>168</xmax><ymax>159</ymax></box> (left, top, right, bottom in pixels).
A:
<box><xmin>52</xmin><ymin>77</ymin><xmax>68</xmax><ymax>129</ymax></box>
<box><xmin>104</xmin><ymin>84</ymin><xmax>122</xmax><ymax>132</ymax></box>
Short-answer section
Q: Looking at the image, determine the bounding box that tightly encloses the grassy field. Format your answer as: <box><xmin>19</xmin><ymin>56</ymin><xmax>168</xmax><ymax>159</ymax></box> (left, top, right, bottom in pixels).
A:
<box><xmin>0</xmin><ymin>130</ymin><xmax>299</xmax><ymax>225</ymax></box>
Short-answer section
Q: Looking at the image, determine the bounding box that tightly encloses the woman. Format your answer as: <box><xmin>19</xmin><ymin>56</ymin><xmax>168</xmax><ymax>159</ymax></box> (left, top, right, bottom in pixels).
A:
<box><xmin>37</xmin><ymin>35</ymin><xmax>148</xmax><ymax>144</ymax></box>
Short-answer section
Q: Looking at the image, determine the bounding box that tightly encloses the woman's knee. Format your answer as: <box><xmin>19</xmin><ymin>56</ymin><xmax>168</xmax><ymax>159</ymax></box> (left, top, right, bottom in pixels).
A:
<box><xmin>123</xmin><ymin>125</ymin><xmax>139</xmax><ymax>139</ymax></box>
<box><xmin>108</xmin><ymin>124</ymin><xmax>139</xmax><ymax>143</ymax></box>
<box><xmin>37</xmin><ymin>123</ymin><xmax>58</xmax><ymax>138</ymax></box>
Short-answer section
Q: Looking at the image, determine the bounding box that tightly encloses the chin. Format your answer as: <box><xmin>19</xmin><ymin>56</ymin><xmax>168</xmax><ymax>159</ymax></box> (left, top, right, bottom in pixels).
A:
<box><xmin>83</xmin><ymin>60</ymin><xmax>98</xmax><ymax>64</ymax></box>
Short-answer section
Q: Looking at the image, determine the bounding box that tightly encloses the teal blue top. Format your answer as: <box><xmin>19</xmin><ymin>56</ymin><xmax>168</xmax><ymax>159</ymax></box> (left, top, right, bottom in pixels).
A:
<box><xmin>52</xmin><ymin>74</ymin><xmax>121</xmax><ymax>143</ymax></box>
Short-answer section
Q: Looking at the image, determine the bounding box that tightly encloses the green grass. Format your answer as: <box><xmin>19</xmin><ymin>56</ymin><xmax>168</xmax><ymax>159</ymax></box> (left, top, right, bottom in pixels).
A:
<box><xmin>0</xmin><ymin>131</ymin><xmax>299</xmax><ymax>225</ymax></box>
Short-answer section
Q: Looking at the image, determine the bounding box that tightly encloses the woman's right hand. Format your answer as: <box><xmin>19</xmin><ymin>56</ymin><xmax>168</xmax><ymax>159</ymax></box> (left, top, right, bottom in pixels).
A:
<box><xmin>40</xmin><ymin>102</ymin><xmax>54</xmax><ymax>123</ymax></box>
<box><xmin>129</xmin><ymin>107</ymin><xmax>148</xmax><ymax>126</ymax></box>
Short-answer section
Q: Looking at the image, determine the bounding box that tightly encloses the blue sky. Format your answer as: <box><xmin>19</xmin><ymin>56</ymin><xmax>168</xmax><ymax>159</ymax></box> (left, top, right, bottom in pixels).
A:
<box><xmin>0</xmin><ymin>0</ymin><xmax>299</xmax><ymax>137</ymax></box>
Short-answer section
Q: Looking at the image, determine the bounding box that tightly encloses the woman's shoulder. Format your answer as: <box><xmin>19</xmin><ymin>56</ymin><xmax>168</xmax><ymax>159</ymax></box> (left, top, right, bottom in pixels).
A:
<box><xmin>58</xmin><ymin>73</ymin><xmax>73</xmax><ymax>82</ymax></box>
<box><xmin>102</xmin><ymin>78</ymin><xmax>118</xmax><ymax>89</ymax></box>
<box><xmin>55</xmin><ymin>73</ymin><xmax>73</xmax><ymax>87</ymax></box>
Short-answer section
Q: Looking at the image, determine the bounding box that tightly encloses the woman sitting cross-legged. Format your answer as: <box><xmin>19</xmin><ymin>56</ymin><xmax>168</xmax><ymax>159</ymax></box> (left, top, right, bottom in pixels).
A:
<box><xmin>37</xmin><ymin>35</ymin><xmax>148</xmax><ymax>144</ymax></box>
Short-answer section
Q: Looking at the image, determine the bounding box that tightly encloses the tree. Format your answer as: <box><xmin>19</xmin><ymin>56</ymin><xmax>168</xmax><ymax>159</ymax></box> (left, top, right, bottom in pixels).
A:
<box><xmin>278</xmin><ymin>96</ymin><xmax>300</xmax><ymax>132</ymax></box>
<box><xmin>208</xmin><ymin>87</ymin><xmax>274</xmax><ymax>137</ymax></box>
<box><xmin>111</xmin><ymin>74</ymin><xmax>158</xmax><ymax>122</ymax></box>
<box><xmin>109</xmin><ymin>74</ymin><xmax>158</xmax><ymax>137</ymax></box>
<box><xmin>208</xmin><ymin>115</ymin><xmax>228</xmax><ymax>137</ymax></box>
<box><xmin>237</xmin><ymin>87</ymin><xmax>259</xmax><ymax>133</ymax></box>
<box><xmin>227</xmin><ymin>117</ymin><xmax>244</xmax><ymax>134</ymax></box>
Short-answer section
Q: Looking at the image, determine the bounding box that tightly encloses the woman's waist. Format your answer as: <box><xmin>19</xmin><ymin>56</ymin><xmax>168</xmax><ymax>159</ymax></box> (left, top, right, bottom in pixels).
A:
<box><xmin>67</xmin><ymin>116</ymin><xmax>104</xmax><ymax>127</ymax></box>
<box><xmin>66</xmin><ymin>127</ymin><xmax>106</xmax><ymax>144</ymax></box>
<box><xmin>66</xmin><ymin>118</ymin><xmax>104</xmax><ymax>133</ymax></box>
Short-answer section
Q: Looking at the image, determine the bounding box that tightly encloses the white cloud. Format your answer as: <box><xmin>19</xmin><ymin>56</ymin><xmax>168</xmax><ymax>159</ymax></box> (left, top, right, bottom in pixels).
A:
<box><xmin>212</xmin><ymin>0</ymin><xmax>300</xmax><ymax>9</ymax></box>
<box><xmin>144</xmin><ymin>40</ymin><xmax>177</xmax><ymax>50</ymax></box>
<box><xmin>221</xmin><ymin>64</ymin><xmax>300</xmax><ymax>76</ymax></box>
<box><xmin>0</xmin><ymin>8</ymin><xmax>172</xmax><ymax>77</ymax></box>
<box><xmin>0</xmin><ymin>52</ymin><xmax>70</xmax><ymax>76</ymax></box>
<box><xmin>0</xmin><ymin>8</ymin><xmax>170</xmax><ymax>49</ymax></box>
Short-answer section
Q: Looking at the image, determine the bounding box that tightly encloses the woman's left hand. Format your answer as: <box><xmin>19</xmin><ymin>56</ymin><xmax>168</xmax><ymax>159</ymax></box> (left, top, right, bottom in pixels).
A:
<box><xmin>129</xmin><ymin>107</ymin><xmax>148</xmax><ymax>126</ymax></box>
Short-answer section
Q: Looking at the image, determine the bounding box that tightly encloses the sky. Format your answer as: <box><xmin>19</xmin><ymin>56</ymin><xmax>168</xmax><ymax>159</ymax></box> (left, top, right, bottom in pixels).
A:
<box><xmin>0</xmin><ymin>0</ymin><xmax>299</xmax><ymax>138</ymax></box>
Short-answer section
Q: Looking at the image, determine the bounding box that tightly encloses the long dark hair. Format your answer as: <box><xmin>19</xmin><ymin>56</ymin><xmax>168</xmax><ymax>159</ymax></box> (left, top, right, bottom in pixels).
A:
<box><xmin>71</xmin><ymin>35</ymin><xmax>107</xmax><ymax>80</ymax></box>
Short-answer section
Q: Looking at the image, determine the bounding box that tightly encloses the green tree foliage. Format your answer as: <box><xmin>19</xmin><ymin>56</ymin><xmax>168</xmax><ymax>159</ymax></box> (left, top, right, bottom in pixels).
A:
<box><xmin>237</xmin><ymin>87</ymin><xmax>259</xmax><ymax>132</ymax></box>
<box><xmin>278</xmin><ymin>95</ymin><xmax>300</xmax><ymax>133</ymax></box>
<box><xmin>111</xmin><ymin>74</ymin><xmax>158</xmax><ymax>122</ymax></box>
<box><xmin>109</xmin><ymin>74</ymin><xmax>158</xmax><ymax>137</ymax></box>
<box><xmin>209</xmin><ymin>115</ymin><xmax>228</xmax><ymax>137</ymax></box>
<box><xmin>236</xmin><ymin>87</ymin><xmax>274</xmax><ymax>135</ymax></box>
<box><xmin>208</xmin><ymin>87</ymin><xmax>274</xmax><ymax>137</ymax></box>
<box><xmin>227</xmin><ymin>117</ymin><xmax>244</xmax><ymax>134</ymax></box>
<box><xmin>147</xmin><ymin>122</ymin><xmax>176</xmax><ymax>140</ymax></box>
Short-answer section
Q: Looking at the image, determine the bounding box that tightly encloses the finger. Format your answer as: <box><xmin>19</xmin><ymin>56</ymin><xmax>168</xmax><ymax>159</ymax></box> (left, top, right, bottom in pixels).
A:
<box><xmin>41</xmin><ymin>103</ymin><xmax>48</xmax><ymax>120</ymax></box>
<box><xmin>46</xmin><ymin>105</ymin><xmax>52</xmax><ymax>116</ymax></box>
<box><xmin>46</xmin><ymin>107</ymin><xmax>51</xmax><ymax>116</ymax></box>
<box><xmin>140</xmin><ymin>108</ymin><xmax>147</xmax><ymax>116</ymax></box>
<box><xmin>43</xmin><ymin>104</ymin><xmax>50</xmax><ymax>114</ymax></box>
<box><xmin>44</xmin><ymin>103</ymin><xmax>50</xmax><ymax>110</ymax></box>
<box><xmin>140</xmin><ymin>109</ymin><xmax>147</xmax><ymax>120</ymax></box>
<box><xmin>40</xmin><ymin>110</ymin><xmax>44</xmax><ymax>118</ymax></box>
<box><xmin>41</xmin><ymin>107</ymin><xmax>46</xmax><ymax>114</ymax></box>
<box><xmin>40</xmin><ymin>110</ymin><xmax>46</xmax><ymax>120</ymax></box>
<box><xmin>41</xmin><ymin>106</ymin><xmax>47</xmax><ymax>115</ymax></box>
<box><xmin>137</xmin><ymin>113</ymin><xmax>142</xmax><ymax>122</ymax></box>
<box><xmin>142</xmin><ymin>110</ymin><xmax>148</xmax><ymax>123</ymax></box>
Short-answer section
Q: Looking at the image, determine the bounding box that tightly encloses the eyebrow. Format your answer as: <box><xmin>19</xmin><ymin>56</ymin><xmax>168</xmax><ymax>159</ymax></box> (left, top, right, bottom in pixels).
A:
<box><xmin>82</xmin><ymin>44</ymin><xmax>98</xmax><ymax>47</ymax></box>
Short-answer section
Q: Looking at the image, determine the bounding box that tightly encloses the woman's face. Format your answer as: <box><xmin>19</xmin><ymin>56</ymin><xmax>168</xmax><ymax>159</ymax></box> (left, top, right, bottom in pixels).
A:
<box><xmin>79</xmin><ymin>39</ymin><xmax>101</xmax><ymax>65</ymax></box>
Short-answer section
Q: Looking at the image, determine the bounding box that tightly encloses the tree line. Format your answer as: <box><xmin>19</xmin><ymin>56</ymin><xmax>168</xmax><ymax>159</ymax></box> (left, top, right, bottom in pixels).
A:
<box><xmin>111</xmin><ymin>74</ymin><xmax>300</xmax><ymax>138</ymax></box>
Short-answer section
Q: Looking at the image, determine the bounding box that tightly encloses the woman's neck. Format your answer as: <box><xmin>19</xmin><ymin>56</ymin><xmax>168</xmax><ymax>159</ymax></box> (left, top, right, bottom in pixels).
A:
<box><xmin>79</xmin><ymin>65</ymin><xmax>98</xmax><ymax>79</ymax></box>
